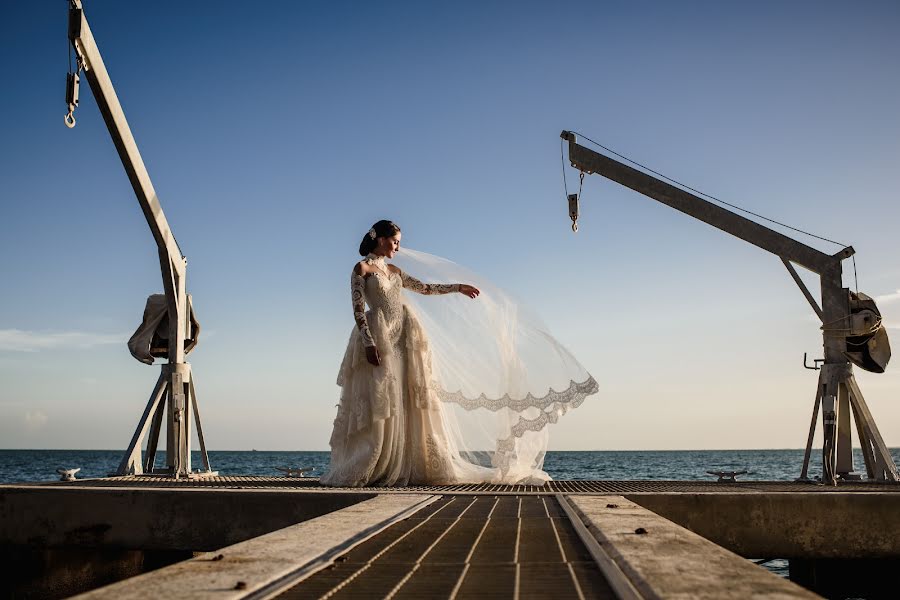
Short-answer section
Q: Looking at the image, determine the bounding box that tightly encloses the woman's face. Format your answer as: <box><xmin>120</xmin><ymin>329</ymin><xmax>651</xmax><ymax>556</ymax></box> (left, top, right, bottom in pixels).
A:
<box><xmin>377</xmin><ymin>232</ymin><xmax>401</xmax><ymax>258</ymax></box>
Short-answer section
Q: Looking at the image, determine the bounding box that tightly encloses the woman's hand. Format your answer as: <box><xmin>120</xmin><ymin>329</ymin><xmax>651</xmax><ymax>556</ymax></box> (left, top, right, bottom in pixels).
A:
<box><xmin>365</xmin><ymin>345</ymin><xmax>381</xmax><ymax>367</ymax></box>
<box><xmin>459</xmin><ymin>284</ymin><xmax>480</xmax><ymax>299</ymax></box>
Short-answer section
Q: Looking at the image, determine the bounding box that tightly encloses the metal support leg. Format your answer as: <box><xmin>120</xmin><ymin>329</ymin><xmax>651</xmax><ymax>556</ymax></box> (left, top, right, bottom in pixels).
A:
<box><xmin>851</xmin><ymin>398</ymin><xmax>876</xmax><ymax>479</ymax></box>
<box><xmin>165</xmin><ymin>370</ymin><xmax>175</xmax><ymax>469</ymax></box>
<box><xmin>846</xmin><ymin>376</ymin><xmax>899</xmax><ymax>481</ymax></box>
<box><xmin>144</xmin><ymin>396</ymin><xmax>165</xmax><ymax>472</ymax></box>
<box><xmin>189</xmin><ymin>378</ymin><xmax>213</xmax><ymax>473</ymax></box>
<box><xmin>163</xmin><ymin>363</ymin><xmax>191</xmax><ymax>477</ymax></box>
<box><xmin>821</xmin><ymin>366</ymin><xmax>839</xmax><ymax>486</ymax></box>
<box><xmin>798</xmin><ymin>371</ymin><xmax>825</xmax><ymax>481</ymax></box>
<box><xmin>117</xmin><ymin>371</ymin><xmax>167</xmax><ymax>475</ymax></box>
<box><xmin>802</xmin><ymin>365</ymin><xmax>897</xmax><ymax>483</ymax></box>
<box><xmin>182</xmin><ymin>367</ymin><xmax>192</xmax><ymax>475</ymax></box>
<box><xmin>836</xmin><ymin>381</ymin><xmax>854</xmax><ymax>476</ymax></box>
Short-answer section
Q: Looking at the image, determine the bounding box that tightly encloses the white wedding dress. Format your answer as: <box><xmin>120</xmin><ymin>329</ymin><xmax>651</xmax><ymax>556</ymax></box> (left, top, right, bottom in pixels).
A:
<box><xmin>320</xmin><ymin>250</ymin><xmax>597</xmax><ymax>487</ymax></box>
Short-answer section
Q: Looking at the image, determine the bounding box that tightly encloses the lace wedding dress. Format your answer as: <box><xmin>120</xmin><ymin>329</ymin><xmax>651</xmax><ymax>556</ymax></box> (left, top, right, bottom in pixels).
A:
<box><xmin>320</xmin><ymin>250</ymin><xmax>597</xmax><ymax>487</ymax></box>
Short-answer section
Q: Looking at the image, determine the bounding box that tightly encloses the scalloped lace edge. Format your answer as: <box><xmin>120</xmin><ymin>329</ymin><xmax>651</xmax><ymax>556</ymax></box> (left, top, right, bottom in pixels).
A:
<box><xmin>435</xmin><ymin>375</ymin><xmax>598</xmax><ymax>412</ymax></box>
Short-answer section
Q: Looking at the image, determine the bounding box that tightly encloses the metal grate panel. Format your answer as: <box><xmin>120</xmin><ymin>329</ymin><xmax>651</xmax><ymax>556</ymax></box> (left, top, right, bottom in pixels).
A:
<box><xmin>37</xmin><ymin>475</ymin><xmax>900</xmax><ymax>495</ymax></box>
<box><xmin>273</xmin><ymin>495</ymin><xmax>616</xmax><ymax>599</ymax></box>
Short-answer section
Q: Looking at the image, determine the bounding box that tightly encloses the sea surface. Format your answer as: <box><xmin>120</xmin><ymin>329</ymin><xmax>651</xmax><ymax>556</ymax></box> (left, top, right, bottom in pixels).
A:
<box><xmin>3</xmin><ymin>447</ymin><xmax>898</xmax><ymax>485</ymax></box>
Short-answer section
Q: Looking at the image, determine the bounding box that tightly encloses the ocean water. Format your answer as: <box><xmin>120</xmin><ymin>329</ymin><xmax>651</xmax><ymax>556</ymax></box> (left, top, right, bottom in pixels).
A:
<box><xmin>2</xmin><ymin>447</ymin><xmax>898</xmax><ymax>485</ymax></box>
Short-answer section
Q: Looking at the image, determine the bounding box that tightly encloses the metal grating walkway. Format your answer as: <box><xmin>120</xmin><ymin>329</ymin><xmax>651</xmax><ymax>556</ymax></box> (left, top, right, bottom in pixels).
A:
<box><xmin>273</xmin><ymin>495</ymin><xmax>615</xmax><ymax>599</ymax></box>
<box><xmin>40</xmin><ymin>475</ymin><xmax>900</xmax><ymax>494</ymax></box>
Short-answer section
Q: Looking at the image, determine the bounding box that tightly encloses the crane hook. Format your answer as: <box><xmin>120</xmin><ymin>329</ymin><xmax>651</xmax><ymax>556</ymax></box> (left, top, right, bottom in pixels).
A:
<box><xmin>568</xmin><ymin>193</ymin><xmax>579</xmax><ymax>233</ymax></box>
<box><xmin>65</xmin><ymin>72</ymin><xmax>80</xmax><ymax>129</ymax></box>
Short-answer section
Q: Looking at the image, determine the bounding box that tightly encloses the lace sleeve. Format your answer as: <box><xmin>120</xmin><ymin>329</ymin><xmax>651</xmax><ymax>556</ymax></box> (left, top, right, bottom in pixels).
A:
<box><xmin>399</xmin><ymin>270</ymin><xmax>460</xmax><ymax>295</ymax></box>
<box><xmin>351</xmin><ymin>272</ymin><xmax>376</xmax><ymax>347</ymax></box>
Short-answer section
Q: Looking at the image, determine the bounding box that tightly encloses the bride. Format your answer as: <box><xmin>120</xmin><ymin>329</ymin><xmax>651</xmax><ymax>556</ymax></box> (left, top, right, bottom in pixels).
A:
<box><xmin>320</xmin><ymin>220</ymin><xmax>598</xmax><ymax>487</ymax></box>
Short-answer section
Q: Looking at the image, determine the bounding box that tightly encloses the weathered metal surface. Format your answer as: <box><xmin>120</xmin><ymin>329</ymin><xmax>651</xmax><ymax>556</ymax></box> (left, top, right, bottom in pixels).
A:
<box><xmin>25</xmin><ymin>475</ymin><xmax>900</xmax><ymax>494</ymax></box>
<box><xmin>273</xmin><ymin>495</ymin><xmax>614</xmax><ymax>599</ymax></box>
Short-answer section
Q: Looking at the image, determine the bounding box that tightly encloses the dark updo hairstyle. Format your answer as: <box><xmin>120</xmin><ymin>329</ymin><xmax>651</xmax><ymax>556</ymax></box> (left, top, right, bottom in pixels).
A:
<box><xmin>359</xmin><ymin>219</ymin><xmax>401</xmax><ymax>256</ymax></box>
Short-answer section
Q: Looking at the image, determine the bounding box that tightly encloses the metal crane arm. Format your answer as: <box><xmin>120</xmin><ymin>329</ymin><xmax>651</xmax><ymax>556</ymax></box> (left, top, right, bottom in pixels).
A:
<box><xmin>68</xmin><ymin>0</ymin><xmax>187</xmax><ymax>362</ymax></box>
<box><xmin>561</xmin><ymin>131</ymin><xmax>853</xmax><ymax>276</ymax></box>
<box><xmin>68</xmin><ymin>2</ymin><xmax>183</xmax><ymax>267</ymax></box>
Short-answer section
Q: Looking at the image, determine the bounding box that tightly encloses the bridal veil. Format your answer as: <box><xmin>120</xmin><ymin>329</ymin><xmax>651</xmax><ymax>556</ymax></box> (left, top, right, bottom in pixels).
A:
<box><xmin>391</xmin><ymin>248</ymin><xmax>597</xmax><ymax>484</ymax></box>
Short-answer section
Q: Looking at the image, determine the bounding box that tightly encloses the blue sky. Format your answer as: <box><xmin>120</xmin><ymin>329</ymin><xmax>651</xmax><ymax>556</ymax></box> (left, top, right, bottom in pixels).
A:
<box><xmin>1</xmin><ymin>0</ymin><xmax>899</xmax><ymax>453</ymax></box>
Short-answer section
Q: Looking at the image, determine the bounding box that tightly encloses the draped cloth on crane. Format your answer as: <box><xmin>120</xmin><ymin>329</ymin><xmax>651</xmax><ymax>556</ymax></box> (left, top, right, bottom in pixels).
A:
<box><xmin>127</xmin><ymin>294</ymin><xmax>199</xmax><ymax>365</ymax></box>
<box><xmin>844</xmin><ymin>291</ymin><xmax>891</xmax><ymax>373</ymax></box>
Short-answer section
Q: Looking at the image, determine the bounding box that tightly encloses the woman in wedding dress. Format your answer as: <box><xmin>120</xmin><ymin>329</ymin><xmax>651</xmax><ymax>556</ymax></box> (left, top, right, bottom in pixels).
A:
<box><xmin>320</xmin><ymin>220</ymin><xmax>598</xmax><ymax>487</ymax></box>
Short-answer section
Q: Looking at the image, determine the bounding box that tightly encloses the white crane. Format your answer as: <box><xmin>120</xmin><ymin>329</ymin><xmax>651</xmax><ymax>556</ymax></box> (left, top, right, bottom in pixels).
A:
<box><xmin>65</xmin><ymin>1</ymin><xmax>214</xmax><ymax>479</ymax></box>
<box><xmin>561</xmin><ymin>131</ymin><xmax>896</xmax><ymax>484</ymax></box>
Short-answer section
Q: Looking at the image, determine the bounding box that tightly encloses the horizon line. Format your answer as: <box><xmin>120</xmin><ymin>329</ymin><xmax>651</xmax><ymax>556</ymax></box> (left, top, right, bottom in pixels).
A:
<box><xmin>2</xmin><ymin>447</ymin><xmax>897</xmax><ymax>453</ymax></box>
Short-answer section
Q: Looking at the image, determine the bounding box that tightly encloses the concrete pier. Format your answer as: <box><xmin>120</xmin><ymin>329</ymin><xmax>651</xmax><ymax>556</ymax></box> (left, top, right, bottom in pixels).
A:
<box><xmin>2</xmin><ymin>476</ymin><xmax>899</xmax><ymax>598</ymax></box>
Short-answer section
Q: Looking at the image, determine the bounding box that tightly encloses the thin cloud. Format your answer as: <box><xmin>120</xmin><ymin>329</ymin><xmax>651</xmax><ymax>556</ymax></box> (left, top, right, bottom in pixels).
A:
<box><xmin>25</xmin><ymin>410</ymin><xmax>48</xmax><ymax>431</ymax></box>
<box><xmin>0</xmin><ymin>329</ymin><xmax>124</xmax><ymax>352</ymax></box>
<box><xmin>875</xmin><ymin>290</ymin><xmax>900</xmax><ymax>304</ymax></box>
<box><xmin>875</xmin><ymin>291</ymin><xmax>900</xmax><ymax>330</ymax></box>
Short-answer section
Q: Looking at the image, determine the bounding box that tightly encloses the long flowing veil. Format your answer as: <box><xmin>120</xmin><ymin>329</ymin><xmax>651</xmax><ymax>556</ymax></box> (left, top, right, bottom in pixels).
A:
<box><xmin>392</xmin><ymin>248</ymin><xmax>598</xmax><ymax>484</ymax></box>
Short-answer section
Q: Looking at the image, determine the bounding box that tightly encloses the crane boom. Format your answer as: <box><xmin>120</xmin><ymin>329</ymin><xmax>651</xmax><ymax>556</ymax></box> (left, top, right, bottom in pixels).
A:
<box><xmin>561</xmin><ymin>131</ymin><xmax>853</xmax><ymax>275</ymax></box>
<box><xmin>68</xmin><ymin>3</ymin><xmax>184</xmax><ymax>274</ymax></box>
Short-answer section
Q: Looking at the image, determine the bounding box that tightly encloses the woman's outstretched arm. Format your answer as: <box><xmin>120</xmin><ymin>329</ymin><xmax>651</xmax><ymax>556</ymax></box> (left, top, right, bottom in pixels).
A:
<box><xmin>396</xmin><ymin>268</ymin><xmax>479</xmax><ymax>298</ymax></box>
